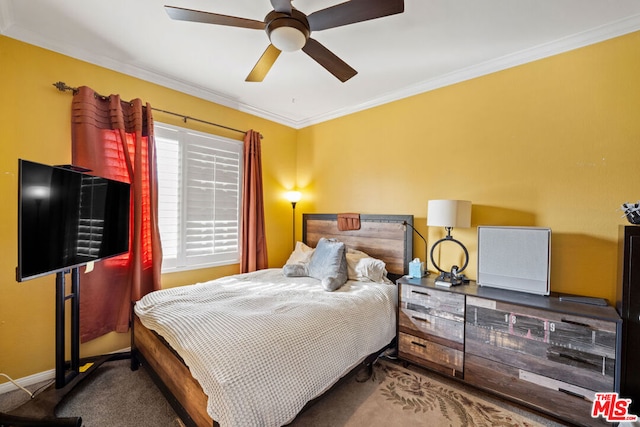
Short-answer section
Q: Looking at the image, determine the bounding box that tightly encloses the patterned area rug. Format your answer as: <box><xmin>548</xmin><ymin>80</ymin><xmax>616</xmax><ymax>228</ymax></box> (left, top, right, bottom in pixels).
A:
<box><xmin>289</xmin><ymin>358</ymin><xmax>562</xmax><ymax>427</ymax></box>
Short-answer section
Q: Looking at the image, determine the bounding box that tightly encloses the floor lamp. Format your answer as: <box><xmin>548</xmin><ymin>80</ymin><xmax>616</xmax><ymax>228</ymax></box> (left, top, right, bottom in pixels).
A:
<box><xmin>285</xmin><ymin>191</ymin><xmax>301</xmax><ymax>251</ymax></box>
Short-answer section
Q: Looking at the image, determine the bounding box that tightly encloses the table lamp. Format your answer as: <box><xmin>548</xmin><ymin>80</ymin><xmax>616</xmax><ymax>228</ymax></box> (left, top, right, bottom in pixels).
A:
<box><xmin>427</xmin><ymin>199</ymin><xmax>472</xmax><ymax>285</ymax></box>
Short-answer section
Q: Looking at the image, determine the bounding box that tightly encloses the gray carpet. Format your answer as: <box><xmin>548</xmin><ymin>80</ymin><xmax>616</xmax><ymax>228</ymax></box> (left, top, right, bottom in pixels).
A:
<box><xmin>0</xmin><ymin>359</ymin><xmax>182</xmax><ymax>427</ymax></box>
<box><xmin>0</xmin><ymin>357</ymin><xmax>568</xmax><ymax>427</ymax></box>
<box><xmin>57</xmin><ymin>360</ymin><xmax>182</xmax><ymax>426</ymax></box>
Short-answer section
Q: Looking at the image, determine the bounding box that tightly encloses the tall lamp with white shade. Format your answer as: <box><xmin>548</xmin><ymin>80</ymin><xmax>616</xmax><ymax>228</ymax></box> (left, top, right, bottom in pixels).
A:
<box><xmin>427</xmin><ymin>200</ymin><xmax>472</xmax><ymax>285</ymax></box>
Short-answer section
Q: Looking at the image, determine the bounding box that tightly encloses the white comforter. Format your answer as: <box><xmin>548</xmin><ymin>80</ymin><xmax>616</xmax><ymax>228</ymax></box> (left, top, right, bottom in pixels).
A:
<box><xmin>134</xmin><ymin>268</ymin><xmax>397</xmax><ymax>427</ymax></box>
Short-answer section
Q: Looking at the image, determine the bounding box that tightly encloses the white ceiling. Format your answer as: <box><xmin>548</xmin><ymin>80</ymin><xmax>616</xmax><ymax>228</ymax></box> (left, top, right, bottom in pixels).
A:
<box><xmin>2</xmin><ymin>0</ymin><xmax>640</xmax><ymax>129</ymax></box>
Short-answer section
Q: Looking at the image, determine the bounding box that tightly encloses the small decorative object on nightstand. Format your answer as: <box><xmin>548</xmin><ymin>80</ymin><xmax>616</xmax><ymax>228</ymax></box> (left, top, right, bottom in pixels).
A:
<box><xmin>621</xmin><ymin>201</ymin><xmax>640</xmax><ymax>224</ymax></box>
<box><xmin>408</xmin><ymin>258</ymin><xmax>425</xmax><ymax>278</ymax></box>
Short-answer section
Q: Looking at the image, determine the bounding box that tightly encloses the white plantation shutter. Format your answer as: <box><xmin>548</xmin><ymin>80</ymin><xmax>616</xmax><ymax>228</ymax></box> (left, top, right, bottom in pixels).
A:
<box><xmin>76</xmin><ymin>176</ymin><xmax>107</xmax><ymax>259</ymax></box>
<box><xmin>155</xmin><ymin>123</ymin><xmax>242</xmax><ymax>272</ymax></box>
<box><xmin>156</xmin><ymin>127</ymin><xmax>181</xmax><ymax>269</ymax></box>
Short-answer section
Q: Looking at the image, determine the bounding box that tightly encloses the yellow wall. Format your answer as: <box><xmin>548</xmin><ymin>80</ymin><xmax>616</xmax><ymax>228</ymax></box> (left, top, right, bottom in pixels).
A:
<box><xmin>0</xmin><ymin>36</ymin><xmax>297</xmax><ymax>381</ymax></box>
<box><xmin>2</xmin><ymin>30</ymin><xmax>640</xmax><ymax>384</ymax></box>
<box><xmin>297</xmin><ymin>31</ymin><xmax>640</xmax><ymax>304</ymax></box>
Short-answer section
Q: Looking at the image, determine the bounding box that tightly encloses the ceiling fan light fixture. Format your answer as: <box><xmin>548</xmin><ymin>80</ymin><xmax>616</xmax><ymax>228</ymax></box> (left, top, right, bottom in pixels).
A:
<box><xmin>269</xmin><ymin>26</ymin><xmax>307</xmax><ymax>52</ymax></box>
<box><xmin>165</xmin><ymin>0</ymin><xmax>405</xmax><ymax>82</ymax></box>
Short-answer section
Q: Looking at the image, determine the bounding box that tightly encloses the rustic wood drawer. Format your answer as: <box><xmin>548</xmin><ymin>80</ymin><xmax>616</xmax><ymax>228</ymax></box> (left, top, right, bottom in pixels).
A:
<box><xmin>465</xmin><ymin>296</ymin><xmax>617</xmax><ymax>392</ymax></box>
<box><xmin>465</xmin><ymin>353</ymin><xmax>609</xmax><ymax>427</ymax></box>
<box><xmin>399</xmin><ymin>304</ymin><xmax>464</xmax><ymax>346</ymax></box>
<box><xmin>398</xmin><ymin>332</ymin><xmax>463</xmax><ymax>378</ymax></box>
<box><xmin>397</xmin><ymin>283</ymin><xmax>466</xmax><ymax>377</ymax></box>
<box><xmin>399</xmin><ymin>284</ymin><xmax>465</xmax><ymax>345</ymax></box>
<box><xmin>400</xmin><ymin>284</ymin><xmax>465</xmax><ymax>319</ymax></box>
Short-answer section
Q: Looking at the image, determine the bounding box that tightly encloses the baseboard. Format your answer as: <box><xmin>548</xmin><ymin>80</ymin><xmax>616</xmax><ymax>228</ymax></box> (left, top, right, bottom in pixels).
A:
<box><xmin>0</xmin><ymin>347</ymin><xmax>131</xmax><ymax>396</ymax></box>
<box><xmin>0</xmin><ymin>369</ymin><xmax>55</xmax><ymax>395</ymax></box>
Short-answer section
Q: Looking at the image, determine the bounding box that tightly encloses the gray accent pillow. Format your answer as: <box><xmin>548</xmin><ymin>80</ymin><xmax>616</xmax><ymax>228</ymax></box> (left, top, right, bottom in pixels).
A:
<box><xmin>283</xmin><ymin>263</ymin><xmax>308</xmax><ymax>277</ymax></box>
<box><xmin>307</xmin><ymin>238</ymin><xmax>348</xmax><ymax>291</ymax></box>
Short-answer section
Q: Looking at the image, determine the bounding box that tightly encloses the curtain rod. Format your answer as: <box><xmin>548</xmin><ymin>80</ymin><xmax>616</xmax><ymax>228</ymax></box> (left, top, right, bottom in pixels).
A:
<box><xmin>52</xmin><ymin>81</ymin><xmax>260</xmax><ymax>138</ymax></box>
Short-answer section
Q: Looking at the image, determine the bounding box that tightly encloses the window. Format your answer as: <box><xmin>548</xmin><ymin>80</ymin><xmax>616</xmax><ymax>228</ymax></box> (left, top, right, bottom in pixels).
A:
<box><xmin>155</xmin><ymin>123</ymin><xmax>243</xmax><ymax>272</ymax></box>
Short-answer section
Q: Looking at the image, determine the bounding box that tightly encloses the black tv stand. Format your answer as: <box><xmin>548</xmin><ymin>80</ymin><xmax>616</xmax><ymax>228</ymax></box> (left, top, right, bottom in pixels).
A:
<box><xmin>56</xmin><ymin>268</ymin><xmax>80</xmax><ymax>389</ymax></box>
<box><xmin>0</xmin><ymin>268</ymin><xmax>130</xmax><ymax>426</ymax></box>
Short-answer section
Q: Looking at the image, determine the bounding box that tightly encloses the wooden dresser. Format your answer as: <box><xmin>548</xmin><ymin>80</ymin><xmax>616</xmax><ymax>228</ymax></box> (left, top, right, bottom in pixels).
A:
<box><xmin>396</xmin><ymin>276</ymin><xmax>622</xmax><ymax>427</ymax></box>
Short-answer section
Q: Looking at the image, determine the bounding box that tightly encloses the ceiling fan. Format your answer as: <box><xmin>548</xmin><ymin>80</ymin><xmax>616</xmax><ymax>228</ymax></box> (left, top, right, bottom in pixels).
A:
<box><xmin>164</xmin><ymin>0</ymin><xmax>405</xmax><ymax>83</ymax></box>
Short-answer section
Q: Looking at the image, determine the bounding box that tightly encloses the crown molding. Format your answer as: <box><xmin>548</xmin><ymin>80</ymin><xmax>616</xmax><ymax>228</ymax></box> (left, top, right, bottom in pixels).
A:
<box><xmin>3</xmin><ymin>10</ymin><xmax>640</xmax><ymax>130</ymax></box>
<box><xmin>295</xmin><ymin>13</ymin><xmax>640</xmax><ymax>129</ymax></box>
<box><xmin>1</xmin><ymin>23</ymin><xmax>290</xmax><ymax>124</ymax></box>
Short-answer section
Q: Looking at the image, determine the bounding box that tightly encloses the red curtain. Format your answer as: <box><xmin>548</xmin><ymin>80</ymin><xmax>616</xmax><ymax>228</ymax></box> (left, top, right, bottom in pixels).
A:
<box><xmin>71</xmin><ymin>86</ymin><xmax>162</xmax><ymax>342</ymax></box>
<box><xmin>240</xmin><ymin>130</ymin><xmax>268</xmax><ymax>272</ymax></box>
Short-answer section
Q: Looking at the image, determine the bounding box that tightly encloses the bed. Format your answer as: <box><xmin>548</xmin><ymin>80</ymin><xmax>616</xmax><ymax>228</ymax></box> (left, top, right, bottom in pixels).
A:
<box><xmin>131</xmin><ymin>213</ymin><xmax>413</xmax><ymax>427</ymax></box>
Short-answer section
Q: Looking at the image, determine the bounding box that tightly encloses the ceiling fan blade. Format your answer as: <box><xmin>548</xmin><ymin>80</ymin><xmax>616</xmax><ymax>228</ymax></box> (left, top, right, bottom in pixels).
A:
<box><xmin>307</xmin><ymin>0</ymin><xmax>404</xmax><ymax>31</ymax></box>
<box><xmin>246</xmin><ymin>45</ymin><xmax>282</xmax><ymax>82</ymax></box>
<box><xmin>302</xmin><ymin>38</ymin><xmax>357</xmax><ymax>83</ymax></box>
<box><xmin>270</xmin><ymin>0</ymin><xmax>292</xmax><ymax>14</ymax></box>
<box><xmin>165</xmin><ymin>6</ymin><xmax>265</xmax><ymax>30</ymax></box>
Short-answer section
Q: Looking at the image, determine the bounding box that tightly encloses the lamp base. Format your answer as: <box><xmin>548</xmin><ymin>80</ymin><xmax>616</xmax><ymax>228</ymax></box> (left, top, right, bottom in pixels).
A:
<box><xmin>430</xmin><ymin>235</ymin><xmax>470</xmax><ymax>285</ymax></box>
<box><xmin>435</xmin><ymin>270</ymin><xmax>469</xmax><ymax>287</ymax></box>
<box><xmin>435</xmin><ymin>278</ymin><xmax>455</xmax><ymax>288</ymax></box>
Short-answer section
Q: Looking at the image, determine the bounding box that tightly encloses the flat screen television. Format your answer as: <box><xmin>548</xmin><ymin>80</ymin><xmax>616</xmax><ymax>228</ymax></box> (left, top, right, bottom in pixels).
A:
<box><xmin>17</xmin><ymin>159</ymin><xmax>131</xmax><ymax>282</ymax></box>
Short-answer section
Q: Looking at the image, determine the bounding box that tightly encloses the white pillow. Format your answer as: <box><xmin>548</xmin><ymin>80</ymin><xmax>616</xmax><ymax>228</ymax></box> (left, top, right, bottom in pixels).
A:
<box><xmin>285</xmin><ymin>241</ymin><xmax>314</xmax><ymax>265</ymax></box>
<box><xmin>346</xmin><ymin>248</ymin><xmax>369</xmax><ymax>280</ymax></box>
<box><xmin>354</xmin><ymin>257</ymin><xmax>391</xmax><ymax>283</ymax></box>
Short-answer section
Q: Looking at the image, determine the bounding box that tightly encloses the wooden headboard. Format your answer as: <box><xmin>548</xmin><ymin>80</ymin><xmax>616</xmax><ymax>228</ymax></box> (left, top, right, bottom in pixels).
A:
<box><xmin>302</xmin><ymin>214</ymin><xmax>414</xmax><ymax>280</ymax></box>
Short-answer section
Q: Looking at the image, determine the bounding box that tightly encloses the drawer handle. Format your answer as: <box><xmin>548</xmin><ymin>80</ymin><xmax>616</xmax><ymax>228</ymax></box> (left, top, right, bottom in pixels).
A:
<box><xmin>559</xmin><ymin>388</ymin><xmax>589</xmax><ymax>401</ymax></box>
<box><xmin>411</xmin><ymin>290</ymin><xmax>430</xmax><ymax>297</ymax></box>
<box><xmin>411</xmin><ymin>341</ymin><xmax>427</xmax><ymax>348</ymax></box>
<box><xmin>560</xmin><ymin>318</ymin><xmax>591</xmax><ymax>328</ymax></box>
<box><xmin>556</xmin><ymin>352</ymin><xmax>598</xmax><ymax>369</ymax></box>
<box><xmin>411</xmin><ymin>315</ymin><xmax>430</xmax><ymax>323</ymax></box>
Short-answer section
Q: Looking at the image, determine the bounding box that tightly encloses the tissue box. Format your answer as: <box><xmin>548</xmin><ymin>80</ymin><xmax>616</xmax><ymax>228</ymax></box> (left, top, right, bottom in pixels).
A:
<box><xmin>409</xmin><ymin>260</ymin><xmax>425</xmax><ymax>278</ymax></box>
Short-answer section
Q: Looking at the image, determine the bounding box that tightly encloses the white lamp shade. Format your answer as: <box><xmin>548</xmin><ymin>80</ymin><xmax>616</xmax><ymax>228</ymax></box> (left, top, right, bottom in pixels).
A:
<box><xmin>270</xmin><ymin>26</ymin><xmax>306</xmax><ymax>52</ymax></box>
<box><xmin>427</xmin><ymin>200</ymin><xmax>472</xmax><ymax>228</ymax></box>
<box><xmin>285</xmin><ymin>191</ymin><xmax>302</xmax><ymax>203</ymax></box>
